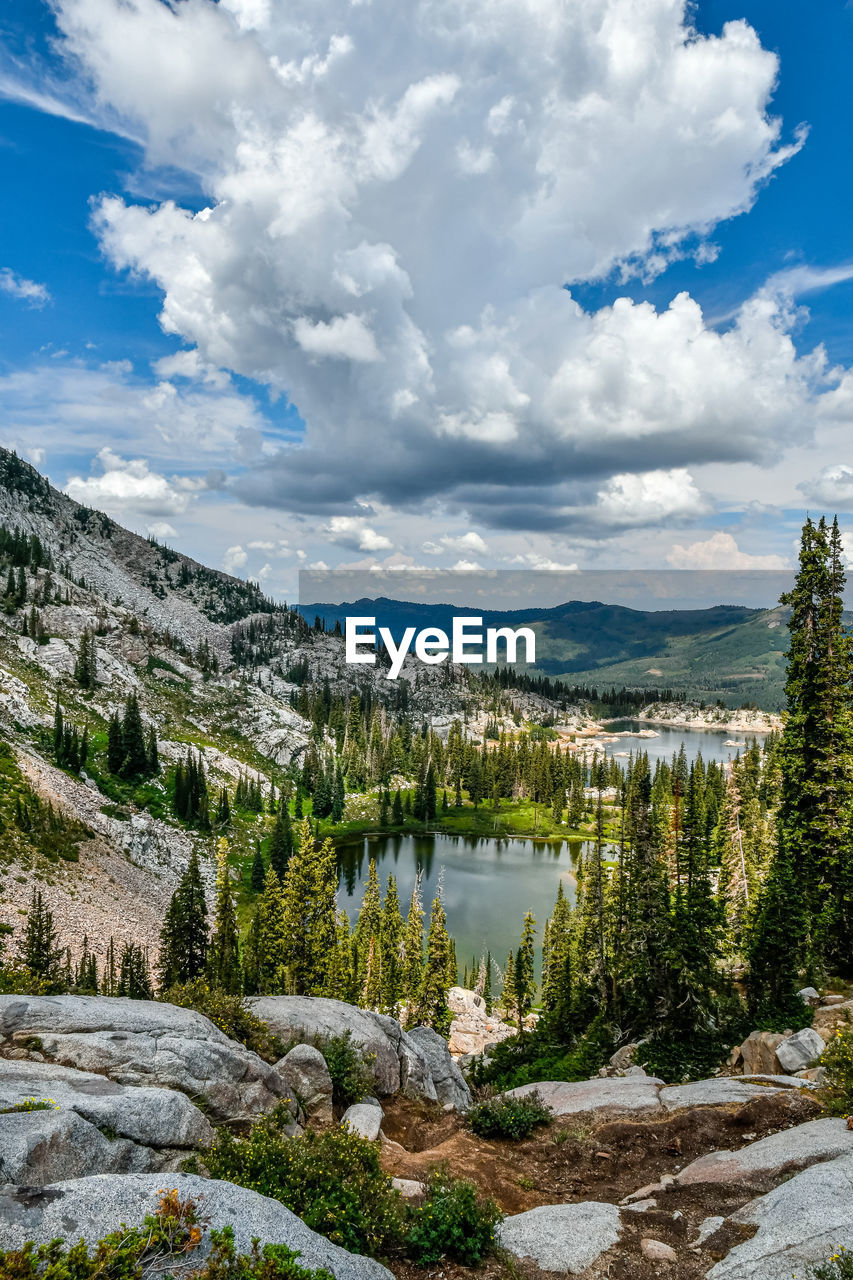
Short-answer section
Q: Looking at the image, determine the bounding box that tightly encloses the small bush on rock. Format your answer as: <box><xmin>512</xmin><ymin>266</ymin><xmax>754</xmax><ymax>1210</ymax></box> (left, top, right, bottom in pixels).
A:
<box><xmin>808</xmin><ymin>1245</ymin><xmax>853</xmax><ymax>1278</ymax></box>
<box><xmin>0</xmin><ymin>1188</ymin><xmax>336</xmax><ymax>1280</ymax></box>
<box><xmin>306</xmin><ymin>1031</ymin><xmax>375</xmax><ymax>1107</ymax></box>
<box><xmin>469</xmin><ymin>1090</ymin><xmax>552</xmax><ymax>1140</ymax></box>
<box><xmin>161</xmin><ymin>980</ymin><xmax>284</xmax><ymax>1063</ymax></box>
<box><xmin>196</xmin><ymin>1106</ymin><xmax>406</xmax><ymax>1257</ymax></box>
<box><xmin>819</xmin><ymin>1027</ymin><xmax>853</xmax><ymax>1116</ymax></box>
<box><xmin>406</xmin><ymin>1167</ymin><xmax>502</xmax><ymax>1266</ymax></box>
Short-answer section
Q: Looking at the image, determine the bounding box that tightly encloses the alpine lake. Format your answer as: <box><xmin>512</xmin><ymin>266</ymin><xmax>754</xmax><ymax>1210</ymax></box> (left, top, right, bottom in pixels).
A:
<box><xmin>336</xmin><ymin>720</ymin><xmax>762</xmax><ymax>970</ymax></box>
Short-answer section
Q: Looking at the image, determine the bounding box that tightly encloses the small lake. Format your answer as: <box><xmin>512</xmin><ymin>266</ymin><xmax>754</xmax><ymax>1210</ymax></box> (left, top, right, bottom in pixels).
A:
<box><xmin>337</xmin><ymin>832</ymin><xmax>611</xmax><ymax>972</ymax></box>
<box><xmin>592</xmin><ymin>719</ymin><xmax>759</xmax><ymax>767</ymax></box>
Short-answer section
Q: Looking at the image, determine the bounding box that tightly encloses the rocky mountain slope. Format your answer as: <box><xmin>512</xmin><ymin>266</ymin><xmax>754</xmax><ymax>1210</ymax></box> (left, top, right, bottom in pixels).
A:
<box><xmin>0</xmin><ymin>449</ymin><xmax>575</xmax><ymax>965</ymax></box>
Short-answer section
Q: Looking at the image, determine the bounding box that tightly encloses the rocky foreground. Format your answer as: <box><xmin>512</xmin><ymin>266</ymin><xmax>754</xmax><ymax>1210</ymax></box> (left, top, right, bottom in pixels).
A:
<box><xmin>1</xmin><ymin>993</ymin><xmax>852</xmax><ymax>1279</ymax></box>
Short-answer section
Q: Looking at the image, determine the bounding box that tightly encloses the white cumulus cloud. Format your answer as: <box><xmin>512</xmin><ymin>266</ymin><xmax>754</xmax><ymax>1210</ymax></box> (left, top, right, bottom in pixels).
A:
<box><xmin>667</xmin><ymin>531</ymin><xmax>789</xmax><ymax>569</ymax></box>
<box><xmin>65</xmin><ymin>448</ymin><xmax>203</xmax><ymax>518</ymax></box>
<box><xmin>32</xmin><ymin>0</ymin><xmax>820</xmax><ymax>535</ymax></box>
<box><xmin>0</xmin><ymin>268</ymin><xmax>51</xmax><ymax>307</ymax></box>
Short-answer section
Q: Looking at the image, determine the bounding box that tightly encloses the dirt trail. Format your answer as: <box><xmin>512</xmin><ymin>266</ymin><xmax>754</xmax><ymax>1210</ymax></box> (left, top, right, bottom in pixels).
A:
<box><xmin>380</xmin><ymin>1089</ymin><xmax>822</xmax><ymax>1279</ymax></box>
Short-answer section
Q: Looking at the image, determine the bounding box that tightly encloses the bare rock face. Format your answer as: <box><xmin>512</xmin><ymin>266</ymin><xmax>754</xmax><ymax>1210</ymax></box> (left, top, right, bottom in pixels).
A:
<box><xmin>0</xmin><ymin>1110</ymin><xmax>152</xmax><ymax>1185</ymax></box>
<box><xmin>775</xmin><ymin>1027</ymin><xmax>826</xmax><ymax>1074</ymax></box>
<box><xmin>507</xmin><ymin>1077</ymin><xmax>664</xmax><ymax>1118</ymax></box>
<box><xmin>737</xmin><ymin>1030</ymin><xmax>788</xmax><ymax>1076</ymax></box>
<box><xmin>0</xmin><ymin>1057</ymin><xmax>213</xmax><ymax>1150</ymax></box>
<box><xmin>0</xmin><ymin>995</ymin><xmax>298</xmax><ymax>1124</ymax></box>
<box><xmin>341</xmin><ymin>1102</ymin><xmax>383</xmax><ymax>1140</ymax></box>
<box><xmin>0</xmin><ymin>1173</ymin><xmax>394</xmax><ymax>1280</ymax></box>
<box><xmin>276</xmin><ymin>1044</ymin><xmax>334</xmax><ymax>1126</ymax></box>
<box><xmin>406</xmin><ymin>1025</ymin><xmax>472</xmax><ymax>1111</ymax></box>
<box><xmin>499</xmin><ymin>1202</ymin><xmax>623</xmax><ymax>1273</ymax></box>
<box><xmin>706</xmin><ymin>1150</ymin><xmax>853</xmax><ymax>1280</ymax></box>
<box><xmin>675</xmin><ymin>1118</ymin><xmax>853</xmax><ymax>1187</ymax></box>
<box><xmin>248</xmin><ymin>996</ymin><xmax>468</xmax><ymax>1109</ymax></box>
<box><xmin>446</xmin><ymin>985</ymin><xmax>516</xmax><ymax>1057</ymax></box>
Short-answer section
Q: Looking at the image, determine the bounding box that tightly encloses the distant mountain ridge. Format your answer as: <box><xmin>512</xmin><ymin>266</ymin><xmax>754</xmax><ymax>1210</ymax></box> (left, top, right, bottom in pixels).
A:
<box><xmin>301</xmin><ymin>595</ymin><xmax>789</xmax><ymax>709</ymax></box>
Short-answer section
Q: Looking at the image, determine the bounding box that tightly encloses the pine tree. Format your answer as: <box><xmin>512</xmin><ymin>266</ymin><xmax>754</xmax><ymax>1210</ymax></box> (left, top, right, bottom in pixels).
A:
<box><xmin>411</xmin><ymin>893</ymin><xmax>452</xmax><ymax>1033</ymax></box>
<box><xmin>17</xmin><ymin>889</ymin><xmax>61</xmax><ymax>981</ymax></box>
<box><xmin>158</xmin><ymin>851</ymin><xmax>209</xmax><ymax>989</ymax></box>
<box><xmin>379</xmin><ymin>874</ymin><xmax>405</xmax><ymax>1017</ymax></box>
<box><xmin>118</xmin><ymin>944</ymin><xmax>154</xmax><ymax>999</ymax></box>
<box><xmin>250</xmin><ymin>842</ymin><xmax>266</xmax><ymax>892</ymax></box>
<box><xmin>514</xmin><ymin>911</ymin><xmax>536</xmax><ymax>1033</ymax></box>
<box><xmin>269</xmin><ymin>805</ymin><xmax>293</xmax><ymax>880</ymax></box>
<box><xmin>403</xmin><ymin>871</ymin><xmax>425</xmax><ymax>1007</ymax></box>
<box><xmin>208</xmin><ymin>838</ymin><xmax>242</xmax><ymax>993</ymax></box>
<box><xmin>500</xmin><ymin>951</ymin><xmax>517</xmax><ymax>1019</ymax></box>
<box><xmin>392</xmin><ymin>789</ymin><xmax>403</xmax><ymax>824</ymax></box>
<box><xmin>250</xmin><ymin>865</ymin><xmax>289</xmax><ymax>993</ymax></box>
<box><xmin>279</xmin><ymin>819</ymin><xmax>339</xmax><ymax>995</ymax></box>
<box><xmin>483</xmin><ymin>951</ymin><xmax>493</xmax><ymax>1014</ymax></box>
<box><xmin>107</xmin><ymin>713</ymin><xmax>124</xmax><ymax>774</ymax></box>
<box><xmin>120</xmin><ymin>694</ymin><xmax>149</xmax><ymax>780</ymax></box>
<box><xmin>74</xmin><ymin>627</ymin><xmax>97</xmax><ymax>690</ymax></box>
<box><xmin>355</xmin><ymin>860</ymin><xmax>382</xmax><ymax>998</ymax></box>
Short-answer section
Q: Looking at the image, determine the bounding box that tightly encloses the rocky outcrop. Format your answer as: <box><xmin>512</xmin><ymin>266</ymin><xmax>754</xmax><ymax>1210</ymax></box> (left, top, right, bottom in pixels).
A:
<box><xmin>0</xmin><ymin>1057</ymin><xmax>213</xmax><ymax>1150</ymax></box>
<box><xmin>247</xmin><ymin>995</ymin><xmax>468</xmax><ymax>1109</ymax></box>
<box><xmin>276</xmin><ymin>1044</ymin><xmax>334</xmax><ymax>1126</ymax></box>
<box><xmin>706</xmin><ymin>1150</ymin><xmax>853</xmax><ymax>1280</ymax></box>
<box><xmin>0</xmin><ymin>995</ymin><xmax>298</xmax><ymax>1124</ymax></box>
<box><xmin>775</xmin><ymin>1026</ymin><xmax>826</xmax><ymax>1074</ymax></box>
<box><xmin>0</xmin><ymin>1173</ymin><xmax>393</xmax><ymax>1280</ymax></box>
<box><xmin>508</xmin><ymin>1076</ymin><xmax>664</xmax><ymax>1117</ymax></box>
<box><xmin>508</xmin><ymin>1073</ymin><xmax>814</xmax><ymax>1120</ymax></box>
<box><xmin>406</xmin><ymin>1025</ymin><xmax>471</xmax><ymax>1110</ymax></box>
<box><xmin>735</xmin><ymin>1030</ymin><xmax>788</xmax><ymax>1075</ymax></box>
<box><xmin>675</xmin><ymin>1118</ymin><xmax>853</xmax><ymax>1187</ymax></box>
<box><xmin>0</xmin><ymin>1109</ymin><xmax>153</xmax><ymax>1185</ymax></box>
<box><xmin>446</xmin><ymin>986</ymin><xmax>516</xmax><ymax>1057</ymax></box>
<box><xmin>499</xmin><ymin>1202</ymin><xmax>623</xmax><ymax>1273</ymax></box>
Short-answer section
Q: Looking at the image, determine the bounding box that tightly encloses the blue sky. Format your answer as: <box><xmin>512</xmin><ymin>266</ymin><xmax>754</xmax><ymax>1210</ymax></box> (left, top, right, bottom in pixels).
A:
<box><xmin>1</xmin><ymin>0</ymin><xmax>853</xmax><ymax>595</ymax></box>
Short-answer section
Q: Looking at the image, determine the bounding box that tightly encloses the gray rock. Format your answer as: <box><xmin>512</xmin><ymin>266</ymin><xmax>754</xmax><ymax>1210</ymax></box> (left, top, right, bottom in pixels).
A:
<box><xmin>608</xmin><ymin>1043</ymin><xmax>639</xmax><ymax>1071</ymax></box>
<box><xmin>368</xmin><ymin>1012</ymin><xmax>437</xmax><ymax>1101</ymax></box>
<box><xmin>341</xmin><ymin>1102</ymin><xmax>383</xmax><ymax>1141</ymax></box>
<box><xmin>406</xmin><ymin>1025</ymin><xmax>471</xmax><ymax>1110</ymax></box>
<box><xmin>798</xmin><ymin>987</ymin><xmax>821</xmax><ymax>1006</ymax></box>
<box><xmin>0</xmin><ymin>1110</ymin><xmax>150</xmax><ymax>1184</ymax></box>
<box><xmin>248</xmin><ymin>996</ymin><xmax>408</xmax><ymax>1096</ymax></box>
<box><xmin>0</xmin><ymin>995</ymin><xmax>297</xmax><ymax>1123</ymax></box>
<box><xmin>0</xmin><ymin>1057</ymin><xmax>213</xmax><ymax>1149</ymax></box>
<box><xmin>775</xmin><ymin>1027</ymin><xmax>826</xmax><ymax>1074</ymax></box>
<box><xmin>499</xmin><ymin>1202</ymin><xmax>622</xmax><ymax>1272</ymax></box>
<box><xmin>676</xmin><ymin>1118</ymin><xmax>853</xmax><ymax>1187</ymax></box>
<box><xmin>706</xmin><ymin>1150</ymin><xmax>853</xmax><ymax>1280</ymax></box>
<box><xmin>507</xmin><ymin>1077</ymin><xmax>663</xmax><ymax>1117</ymax></box>
<box><xmin>694</xmin><ymin>1215</ymin><xmax>725</xmax><ymax>1246</ymax></box>
<box><xmin>391</xmin><ymin>1178</ymin><xmax>425</xmax><ymax>1199</ymax></box>
<box><xmin>659</xmin><ymin>1076</ymin><xmax>806</xmax><ymax>1110</ymax></box>
<box><xmin>0</xmin><ymin>1173</ymin><xmax>393</xmax><ymax>1280</ymax></box>
<box><xmin>624</xmin><ymin>1198</ymin><xmax>658</xmax><ymax>1213</ymax></box>
<box><xmin>276</xmin><ymin>1044</ymin><xmax>334</xmax><ymax>1126</ymax></box>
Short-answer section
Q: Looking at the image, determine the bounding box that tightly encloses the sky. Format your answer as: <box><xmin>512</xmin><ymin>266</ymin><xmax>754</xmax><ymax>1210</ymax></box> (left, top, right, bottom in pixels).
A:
<box><xmin>1</xmin><ymin>0</ymin><xmax>853</xmax><ymax>601</ymax></box>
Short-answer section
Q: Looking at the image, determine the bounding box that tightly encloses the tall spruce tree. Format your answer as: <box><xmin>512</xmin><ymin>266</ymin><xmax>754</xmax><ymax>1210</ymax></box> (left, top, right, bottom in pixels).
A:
<box><xmin>17</xmin><ymin>889</ymin><xmax>61</xmax><ymax>981</ymax></box>
<box><xmin>208</xmin><ymin>839</ymin><xmax>242</xmax><ymax>993</ymax></box>
<box><xmin>411</xmin><ymin>893</ymin><xmax>452</xmax><ymax>1033</ymax></box>
<box><xmin>158</xmin><ymin>851</ymin><xmax>209</xmax><ymax>989</ymax></box>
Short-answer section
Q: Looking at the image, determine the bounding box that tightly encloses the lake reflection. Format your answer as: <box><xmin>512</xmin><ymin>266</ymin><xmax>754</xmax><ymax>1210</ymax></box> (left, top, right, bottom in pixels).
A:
<box><xmin>336</xmin><ymin>832</ymin><xmax>609</xmax><ymax>973</ymax></box>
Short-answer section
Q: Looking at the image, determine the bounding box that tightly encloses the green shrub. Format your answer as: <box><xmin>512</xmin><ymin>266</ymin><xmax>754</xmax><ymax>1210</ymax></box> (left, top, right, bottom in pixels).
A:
<box><xmin>161</xmin><ymin>980</ymin><xmax>284</xmax><ymax>1063</ymax></box>
<box><xmin>0</xmin><ymin>1096</ymin><xmax>57</xmax><ymax>1115</ymax></box>
<box><xmin>469</xmin><ymin>1090</ymin><xmax>552</xmax><ymax>1140</ymax></box>
<box><xmin>301</xmin><ymin>1030</ymin><xmax>375</xmax><ymax>1107</ymax></box>
<box><xmin>0</xmin><ymin>1188</ymin><xmax>336</xmax><ymax>1279</ymax></box>
<box><xmin>819</xmin><ymin>1027</ymin><xmax>853</xmax><ymax>1116</ymax></box>
<box><xmin>808</xmin><ymin>1246</ymin><xmax>853</xmax><ymax>1278</ymax></box>
<box><xmin>197</xmin><ymin>1107</ymin><xmax>406</xmax><ymax>1257</ymax></box>
<box><xmin>406</xmin><ymin>1167</ymin><xmax>502</xmax><ymax>1265</ymax></box>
